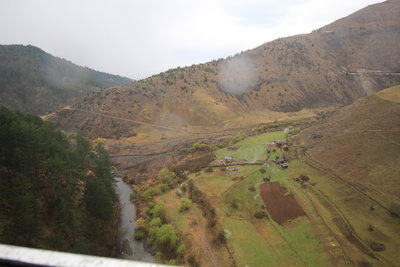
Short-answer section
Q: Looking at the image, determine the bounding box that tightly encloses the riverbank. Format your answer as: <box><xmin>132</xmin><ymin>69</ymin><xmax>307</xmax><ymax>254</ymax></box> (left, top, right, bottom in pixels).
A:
<box><xmin>115</xmin><ymin>177</ymin><xmax>153</xmax><ymax>262</ymax></box>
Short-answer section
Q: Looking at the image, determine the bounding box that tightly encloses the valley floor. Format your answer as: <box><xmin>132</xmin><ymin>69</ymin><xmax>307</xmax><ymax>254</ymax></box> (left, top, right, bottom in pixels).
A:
<box><xmin>152</xmin><ymin>131</ymin><xmax>398</xmax><ymax>266</ymax></box>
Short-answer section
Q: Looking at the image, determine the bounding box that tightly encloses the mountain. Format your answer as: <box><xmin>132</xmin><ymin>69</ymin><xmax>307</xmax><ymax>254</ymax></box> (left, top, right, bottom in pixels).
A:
<box><xmin>49</xmin><ymin>0</ymin><xmax>400</xmax><ymax>138</ymax></box>
<box><xmin>0</xmin><ymin>45</ymin><xmax>132</xmax><ymax>115</ymax></box>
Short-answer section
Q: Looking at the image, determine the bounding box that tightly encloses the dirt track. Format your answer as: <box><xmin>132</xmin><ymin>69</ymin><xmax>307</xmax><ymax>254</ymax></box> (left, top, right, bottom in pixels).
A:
<box><xmin>260</xmin><ymin>182</ymin><xmax>305</xmax><ymax>224</ymax></box>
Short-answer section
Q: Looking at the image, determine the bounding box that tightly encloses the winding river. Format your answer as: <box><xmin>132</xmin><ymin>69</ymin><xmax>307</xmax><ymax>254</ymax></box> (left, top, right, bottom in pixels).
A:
<box><xmin>115</xmin><ymin>177</ymin><xmax>153</xmax><ymax>262</ymax></box>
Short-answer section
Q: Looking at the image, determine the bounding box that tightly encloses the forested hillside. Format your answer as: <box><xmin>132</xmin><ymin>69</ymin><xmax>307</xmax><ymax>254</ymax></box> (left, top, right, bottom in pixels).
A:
<box><xmin>0</xmin><ymin>45</ymin><xmax>132</xmax><ymax>115</ymax></box>
<box><xmin>0</xmin><ymin>106</ymin><xmax>117</xmax><ymax>256</ymax></box>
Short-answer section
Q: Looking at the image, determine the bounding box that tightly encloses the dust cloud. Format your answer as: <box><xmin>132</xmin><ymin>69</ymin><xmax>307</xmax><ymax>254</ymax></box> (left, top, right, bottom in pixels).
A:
<box><xmin>217</xmin><ymin>56</ymin><xmax>259</xmax><ymax>95</ymax></box>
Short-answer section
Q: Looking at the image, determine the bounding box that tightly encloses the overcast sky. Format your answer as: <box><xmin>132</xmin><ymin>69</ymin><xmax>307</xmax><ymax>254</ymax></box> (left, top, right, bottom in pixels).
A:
<box><xmin>0</xmin><ymin>0</ymin><xmax>383</xmax><ymax>80</ymax></box>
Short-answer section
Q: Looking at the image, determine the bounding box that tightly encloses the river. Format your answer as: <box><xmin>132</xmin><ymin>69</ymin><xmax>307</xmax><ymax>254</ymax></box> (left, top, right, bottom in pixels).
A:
<box><xmin>115</xmin><ymin>177</ymin><xmax>153</xmax><ymax>262</ymax></box>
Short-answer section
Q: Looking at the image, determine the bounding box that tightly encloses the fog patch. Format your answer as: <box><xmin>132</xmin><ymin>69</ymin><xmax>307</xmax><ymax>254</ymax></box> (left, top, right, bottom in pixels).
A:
<box><xmin>162</xmin><ymin>112</ymin><xmax>187</xmax><ymax>127</ymax></box>
<box><xmin>218</xmin><ymin>56</ymin><xmax>259</xmax><ymax>95</ymax></box>
<box><xmin>42</xmin><ymin>59</ymin><xmax>91</xmax><ymax>92</ymax></box>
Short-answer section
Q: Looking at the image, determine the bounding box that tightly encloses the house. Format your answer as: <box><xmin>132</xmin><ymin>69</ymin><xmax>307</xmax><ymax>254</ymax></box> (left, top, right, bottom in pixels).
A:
<box><xmin>272</xmin><ymin>141</ymin><xmax>284</xmax><ymax>148</ymax></box>
<box><xmin>224</xmin><ymin>156</ymin><xmax>233</xmax><ymax>163</ymax></box>
<box><xmin>282</xmin><ymin>144</ymin><xmax>289</xmax><ymax>151</ymax></box>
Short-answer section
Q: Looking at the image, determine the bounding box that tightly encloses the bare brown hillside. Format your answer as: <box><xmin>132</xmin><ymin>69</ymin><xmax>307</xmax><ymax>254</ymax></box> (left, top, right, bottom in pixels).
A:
<box><xmin>48</xmin><ymin>0</ymin><xmax>400</xmax><ymax>138</ymax></box>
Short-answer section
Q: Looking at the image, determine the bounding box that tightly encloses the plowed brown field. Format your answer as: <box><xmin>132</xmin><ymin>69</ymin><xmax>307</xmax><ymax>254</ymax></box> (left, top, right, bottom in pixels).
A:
<box><xmin>260</xmin><ymin>182</ymin><xmax>305</xmax><ymax>224</ymax></box>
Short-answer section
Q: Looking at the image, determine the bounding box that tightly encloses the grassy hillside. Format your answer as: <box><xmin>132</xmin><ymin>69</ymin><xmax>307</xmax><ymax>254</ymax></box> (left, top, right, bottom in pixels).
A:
<box><xmin>293</xmin><ymin>84</ymin><xmax>400</xmax><ymax>265</ymax></box>
<box><xmin>49</xmin><ymin>0</ymin><xmax>400</xmax><ymax>138</ymax></box>
<box><xmin>0</xmin><ymin>45</ymin><xmax>131</xmax><ymax>115</ymax></box>
<box><xmin>298</xmin><ymin>84</ymin><xmax>400</xmax><ymax>212</ymax></box>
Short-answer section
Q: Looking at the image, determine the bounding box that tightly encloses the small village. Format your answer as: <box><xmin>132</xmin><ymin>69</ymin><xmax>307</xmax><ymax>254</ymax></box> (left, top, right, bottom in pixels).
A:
<box><xmin>210</xmin><ymin>139</ymin><xmax>291</xmax><ymax>171</ymax></box>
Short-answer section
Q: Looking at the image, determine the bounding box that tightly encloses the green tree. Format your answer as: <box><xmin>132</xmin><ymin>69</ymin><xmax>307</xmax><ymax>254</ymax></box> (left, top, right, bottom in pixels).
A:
<box><xmin>149</xmin><ymin>204</ymin><xmax>165</xmax><ymax>219</ymax></box>
<box><xmin>143</xmin><ymin>187</ymin><xmax>155</xmax><ymax>200</ymax></box>
<box><xmin>149</xmin><ymin>224</ymin><xmax>179</xmax><ymax>254</ymax></box>
<box><xmin>157</xmin><ymin>168</ymin><xmax>176</xmax><ymax>184</ymax></box>
<box><xmin>135</xmin><ymin>217</ymin><xmax>148</xmax><ymax>232</ymax></box>
<box><xmin>0</xmin><ymin>106</ymin><xmax>117</xmax><ymax>255</ymax></box>
<box><xmin>149</xmin><ymin>217</ymin><xmax>162</xmax><ymax>228</ymax></box>
<box><xmin>157</xmin><ymin>183</ymin><xmax>169</xmax><ymax>193</ymax></box>
<box><xmin>85</xmin><ymin>179</ymin><xmax>114</xmax><ymax>221</ymax></box>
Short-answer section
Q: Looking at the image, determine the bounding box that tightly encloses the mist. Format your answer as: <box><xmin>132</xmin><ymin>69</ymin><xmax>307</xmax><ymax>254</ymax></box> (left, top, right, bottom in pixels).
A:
<box><xmin>217</xmin><ymin>56</ymin><xmax>259</xmax><ymax>95</ymax></box>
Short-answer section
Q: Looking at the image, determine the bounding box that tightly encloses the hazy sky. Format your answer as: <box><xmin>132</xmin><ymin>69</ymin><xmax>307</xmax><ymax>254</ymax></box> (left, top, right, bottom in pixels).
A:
<box><xmin>0</xmin><ymin>0</ymin><xmax>383</xmax><ymax>80</ymax></box>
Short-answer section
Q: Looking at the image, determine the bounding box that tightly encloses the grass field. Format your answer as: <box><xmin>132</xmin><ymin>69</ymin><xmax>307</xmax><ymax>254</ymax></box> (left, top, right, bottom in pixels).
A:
<box><xmin>215</xmin><ymin>131</ymin><xmax>285</xmax><ymax>163</ymax></box>
<box><xmin>287</xmin><ymin>160</ymin><xmax>400</xmax><ymax>266</ymax></box>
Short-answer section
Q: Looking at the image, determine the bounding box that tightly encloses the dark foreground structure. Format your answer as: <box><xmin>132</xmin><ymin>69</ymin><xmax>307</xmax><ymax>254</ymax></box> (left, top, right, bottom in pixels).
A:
<box><xmin>0</xmin><ymin>244</ymin><xmax>164</xmax><ymax>267</ymax></box>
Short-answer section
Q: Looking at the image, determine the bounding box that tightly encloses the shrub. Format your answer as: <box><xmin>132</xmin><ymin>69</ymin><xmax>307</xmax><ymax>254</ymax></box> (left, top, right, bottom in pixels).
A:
<box><xmin>300</xmin><ymin>175</ymin><xmax>310</xmax><ymax>182</ymax></box>
<box><xmin>205</xmin><ymin>166</ymin><xmax>213</xmax><ymax>172</ymax></box>
<box><xmin>191</xmin><ymin>142</ymin><xmax>210</xmax><ymax>152</ymax></box>
<box><xmin>157</xmin><ymin>183</ymin><xmax>169</xmax><ymax>193</ymax></box>
<box><xmin>176</xmin><ymin>243</ymin><xmax>185</xmax><ymax>258</ymax></box>
<box><xmin>134</xmin><ymin>231</ymin><xmax>145</xmax><ymax>240</ymax></box>
<box><xmin>248</xmin><ymin>186</ymin><xmax>255</xmax><ymax>192</ymax></box>
<box><xmin>215</xmin><ymin>230</ymin><xmax>226</xmax><ymax>244</ymax></box>
<box><xmin>150</xmin><ymin>217</ymin><xmax>162</xmax><ymax>228</ymax></box>
<box><xmin>164</xmin><ymin>259</ymin><xmax>177</xmax><ymax>265</ymax></box>
<box><xmin>230</xmin><ymin>134</ymin><xmax>246</xmax><ymax>145</ymax></box>
<box><xmin>230</xmin><ymin>200</ymin><xmax>239</xmax><ymax>209</ymax></box>
<box><xmin>135</xmin><ymin>218</ymin><xmax>148</xmax><ymax>232</ymax></box>
<box><xmin>143</xmin><ymin>187</ymin><xmax>155</xmax><ymax>200</ymax></box>
<box><xmin>179</xmin><ymin>198</ymin><xmax>192</xmax><ymax>212</ymax></box>
<box><xmin>148</xmin><ymin>224</ymin><xmax>179</xmax><ymax>253</ymax></box>
<box><xmin>254</xmin><ymin>211</ymin><xmax>268</xmax><ymax>219</ymax></box>
<box><xmin>150</xmin><ymin>204</ymin><xmax>165</xmax><ymax>219</ymax></box>
<box><xmin>129</xmin><ymin>192</ymin><xmax>136</xmax><ymax>203</ymax></box>
<box><xmin>157</xmin><ymin>169</ymin><xmax>176</xmax><ymax>184</ymax></box>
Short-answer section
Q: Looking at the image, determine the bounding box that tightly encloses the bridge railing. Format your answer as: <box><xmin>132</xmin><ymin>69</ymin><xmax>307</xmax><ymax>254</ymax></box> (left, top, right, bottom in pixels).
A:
<box><xmin>0</xmin><ymin>244</ymin><xmax>168</xmax><ymax>267</ymax></box>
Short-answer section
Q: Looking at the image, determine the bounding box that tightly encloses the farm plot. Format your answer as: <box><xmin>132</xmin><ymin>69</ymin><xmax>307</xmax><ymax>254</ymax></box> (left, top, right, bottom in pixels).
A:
<box><xmin>260</xmin><ymin>182</ymin><xmax>306</xmax><ymax>224</ymax></box>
